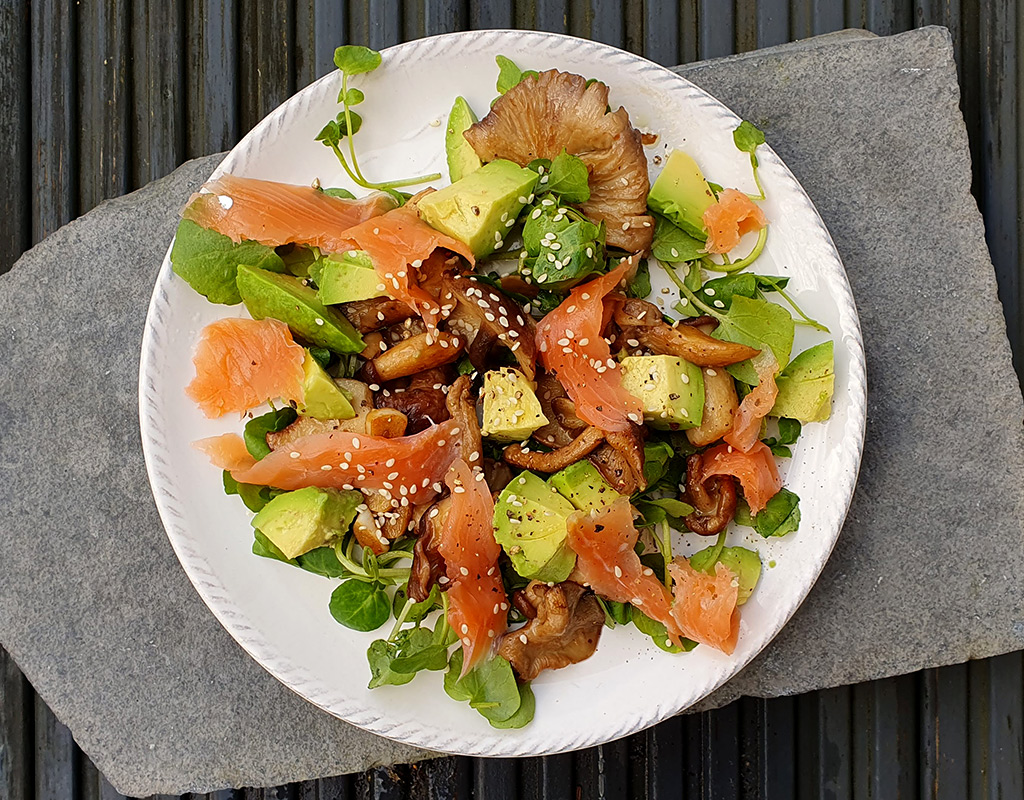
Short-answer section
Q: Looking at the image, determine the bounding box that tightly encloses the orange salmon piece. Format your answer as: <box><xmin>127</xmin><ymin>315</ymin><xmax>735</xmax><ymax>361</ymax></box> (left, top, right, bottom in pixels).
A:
<box><xmin>668</xmin><ymin>558</ymin><xmax>740</xmax><ymax>654</ymax></box>
<box><xmin>702</xmin><ymin>188</ymin><xmax>767</xmax><ymax>254</ymax></box>
<box><xmin>701</xmin><ymin>440</ymin><xmax>782</xmax><ymax>513</ymax></box>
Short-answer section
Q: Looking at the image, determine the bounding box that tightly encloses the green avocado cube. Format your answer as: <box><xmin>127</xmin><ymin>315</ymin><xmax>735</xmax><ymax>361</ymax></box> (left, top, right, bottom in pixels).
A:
<box><xmin>445</xmin><ymin>96</ymin><xmax>483</xmax><ymax>183</ymax></box>
<box><xmin>770</xmin><ymin>341</ymin><xmax>834</xmax><ymax>422</ymax></box>
<box><xmin>252</xmin><ymin>486</ymin><xmax>361</xmax><ymax>559</ymax></box>
<box><xmin>417</xmin><ymin>159</ymin><xmax>539</xmax><ymax>259</ymax></box>
<box><xmin>647</xmin><ymin>150</ymin><xmax>716</xmax><ymax>240</ymax></box>
<box><xmin>549</xmin><ymin>460</ymin><xmax>621</xmax><ymax>512</ymax></box>
<box><xmin>480</xmin><ymin>368</ymin><xmax>548</xmax><ymax>442</ymax></box>
<box><xmin>315</xmin><ymin>251</ymin><xmax>386</xmax><ymax>305</ymax></box>
<box><xmin>236</xmin><ymin>264</ymin><xmax>364</xmax><ymax>354</ymax></box>
<box><xmin>296</xmin><ymin>352</ymin><xmax>356</xmax><ymax>420</ymax></box>
<box><xmin>619</xmin><ymin>355</ymin><xmax>705</xmax><ymax>430</ymax></box>
<box><xmin>493</xmin><ymin>471</ymin><xmax>576</xmax><ymax>583</ymax></box>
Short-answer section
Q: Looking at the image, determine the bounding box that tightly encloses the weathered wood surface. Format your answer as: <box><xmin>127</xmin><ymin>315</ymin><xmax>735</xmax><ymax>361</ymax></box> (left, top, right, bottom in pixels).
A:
<box><xmin>1</xmin><ymin>1</ymin><xmax>1021</xmax><ymax>798</ymax></box>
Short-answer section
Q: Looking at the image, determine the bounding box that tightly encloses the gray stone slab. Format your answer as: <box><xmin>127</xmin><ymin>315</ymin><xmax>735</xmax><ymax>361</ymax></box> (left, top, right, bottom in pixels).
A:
<box><xmin>1</xmin><ymin>25</ymin><xmax>1021</xmax><ymax>796</ymax></box>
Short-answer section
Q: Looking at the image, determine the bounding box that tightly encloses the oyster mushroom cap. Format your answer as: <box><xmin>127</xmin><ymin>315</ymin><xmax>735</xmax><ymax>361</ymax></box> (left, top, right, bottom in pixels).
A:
<box><xmin>464</xmin><ymin>69</ymin><xmax>654</xmax><ymax>253</ymax></box>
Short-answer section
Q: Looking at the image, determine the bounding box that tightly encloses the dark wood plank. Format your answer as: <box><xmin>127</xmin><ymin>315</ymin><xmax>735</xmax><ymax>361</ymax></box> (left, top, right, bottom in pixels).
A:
<box><xmin>797</xmin><ymin>686</ymin><xmax>853</xmax><ymax>799</ymax></box>
<box><xmin>518</xmin><ymin>754</ymin><xmax>573</xmax><ymax>800</ymax></box>
<box><xmin>406</xmin><ymin>758</ymin><xmax>460</xmax><ymax>800</ymax></box>
<box><xmin>757</xmin><ymin>0</ymin><xmax>791</xmax><ymax>47</ymax></box>
<box><xmin>574</xmin><ymin>740</ymin><xmax>629</xmax><ymax>800</ymax></box>
<box><xmin>422</xmin><ymin>0</ymin><xmax>467</xmax><ymax>35</ymax></box>
<box><xmin>34</xmin><ymin>697</ymin><xmax>76</xmax><ymax>800</ymax></box>
<box><xmin>920</xmin><ymin>664</ymin><xmax>969</xmax><ymax>800</ymax></box>
<box><xmin>705</xmin><ymin>701</ymin><xmax>741</xmax><ymax>799</ymax></box>
<box><xmin>185</xmin><ymin>0</ymin><xmax>240</xmax><ymax>158</ymax></box>
<box><xmin>516</xmin><ymin>0</ymin><xmax>569</xmax><ymax>33</ymax></box>
<box><xmin>570</xmin><ymin>0</ymin><xmax>625</xmax><ymax>48</ymax></box>
<box><xmin>473</xmin><ymin>758</ymin><xmax>518</xmax><ymax>800</ymax></box>
<box><xmin>30</xmin><ymin>0</ymin><xmax>77</xmax><ymax>241</ymax></box>
<box><xmin>77</xmin><ymin>0</ymin><xmax>131</xmax><ymax>213</ymax></box>
<box><xmin>642</xmin><ymin>716</ymin><xmax>684</xmax><ymax>799</ymax></box>
<box><xmin>643</xmin><ymin>0</ymin><xmax>678</xmax><ymax>66</ymax></box>
<box><xmin>78</xmin><ymin>755</ymin><xmax>129</xmax><ymax>800</ymax></box>
<box><xmin>131</xmin><ymin>0</ymin><xmax>186</xmax><ymax>186</ymax></box>
<box><xmin>296</xmin><ymin>0</ymin><xmax>346</xmax><ymax>88</ymax></box>
<box><xmin>0</xmin><ymin>1</ymin><xmax>31</xmax><ymax>274</ymax></box>
<box><xmin>0</xmin><ymin>648</ymin><xmax>31</xmax><ymax>800</ymax></box>
<box><xmin>698</xmin><ymin>0</ymin><xmax>734</xmax><ymax>59</ymax></box>
<box><xmin>738</xmin><ymin>696</ymin><xmax>796</xmax><ymax>800</ymax></box>
<box><xmin>851</xmin><ymin>676</ymin><xmax>919</xmax><ymax>800</ymax></box>
<box><xmin>679</xmin><ymin>0</ymin><xmax>699</xmax><ymax>64</ymax></box>
<box><xmin>470</xmin><ymin>2</ymin><xmax>514</xmax><ymax>29</ymax></box>
<box><xmin>239</xmin><ymin>0</ymin><xmax>294</xmax><ymax>134</ymax></box>
<box><xmin>982</xmin><ymin>652</ymin><xmax>1024</xmax><ymax>800</ymax></box>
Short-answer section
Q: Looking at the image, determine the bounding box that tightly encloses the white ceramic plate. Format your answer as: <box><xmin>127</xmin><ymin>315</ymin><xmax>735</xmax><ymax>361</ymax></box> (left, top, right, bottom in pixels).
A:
<box><xmin>139</xmin><ymin>30</ymin><xmax>866</xmax><ymax>756</ymax></box>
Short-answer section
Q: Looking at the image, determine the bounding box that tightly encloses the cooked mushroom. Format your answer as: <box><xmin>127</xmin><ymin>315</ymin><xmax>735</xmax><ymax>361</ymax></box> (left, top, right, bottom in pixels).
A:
<box><xmin>503</xmin><ymin>426</ymin><xmax>605</xmax><ymax>472</ymax></box>
<box><xmin>620</xmin><ymin>322</ymin><xmax>760</xmax><ymax>367</ymax></box>
<box><xmin>445</xmin><ymin>374</ymin><xmax>483</xmax><ymax>463</ymax></box>
<box><xmin>465</xmin><ymin>69</ymin><xmax>654</xmax><ymax>252</ymax></box>
<box><xmin>340</xmin><ymin>297</ymin><xmax>414</xmax><ymax>333</ymax></box>
<box><xmin>265</xmin><ymin>379</ymin><xmax>375</xmax><ymax>450</ymax></box>
<box><xmin>368</xmin><ymin>331</ymin><xmax>464</xmax><ymax>382</ymax></box>
<box><xmin>352</xmin><ymin>505</ymin><xmax>389</xmax><ymax>555</ymax></box>
<box><xmin>612</xmin><ymin>297</ymin><xmax>662</xmax><ymax>329</ymax></box>
<box><xmin>482</xmin><ymin>457</ymin><xmax>514</xmax><ymax>494</ymax></box>
<box><xmin>408</xmin><ymin>497</ymin><xmax>450</xmax><ymax>602</ymax></box>
<box><xmin>442</xmin><ymin>274</ymin><xmax>537</xmax><ymax>380</ymax></box>
<box><xmin>365</xmin><ymin>408</ymin><xmax>408</xmax><ymax>438</ymax></box>
<box><xmin>604</xmin><ymin>423</ymin><xmax>647</xmax><ymax>491</ymax></box>
<box><xmin>682</xmin><ymin>453</ymin><xmax>738</xmax><ymax>535</ymax></box>
<box><xmin>531</xmin><ymin>373</ymin><xmax>576</xmax><ymax>448</ymax></box>
<box><xmin>377</xmin><ymin>387</ymin><xmax>449</xmax><ymax>433</ymax></box>
<box><xmin>588</xmin><ymin>442</ymin><xmax>642</xmax><ymax>495</ymax></box>
<box><xmin>686</xmin><ymin>366</ymin><xmax>739</xmax><ymax>446</ymax></box>
<box><xmin>497</xmin><ymin>581</ymin><xmax>605</xmax><ymax>680</ymax></box>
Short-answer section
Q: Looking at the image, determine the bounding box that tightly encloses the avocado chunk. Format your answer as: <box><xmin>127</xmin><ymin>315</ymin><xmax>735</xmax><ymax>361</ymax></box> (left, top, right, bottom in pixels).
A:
<box><xmin>689</xmin><ymin>545</ymin><xmax>762</xmax><ymax>605</ymax></box>
<box><xmin>770</xmin><ymin>341</ymin><xmax>834</xmax><ymax>422</ymax></box>
<box><xmin>446</xmin><ymin>96</ymin><xmax>483</xmax><ymax>183</ymax></box>
<box><xmin>296</xmin><ymin>352</ymin><xmax>356</xmax><ymax>420</ymax></box>
<box><xmin>417</xmin><ymin>159</ymin><xmax>540</xmax><ymax>259</ymax></box>
<box><xmin>619</xmin><ymin>355</ymin><xmax>705</xmax><ymax>430</ymax></box>
<box><xmin>493</xmin><ymin>471</ymin><xmax>576</xmax><ymax>583</ymax></box>
<box><xmin>236</xmin><ymin>264</ymin><xmax>364</xmax><ymax>354</ymax></box>
<box><xmin>314</xmin><ymin>251</ymin><xmax>386</xmax><ymax>305</ymax></box>
<box><xmin>647</xmin><ymin>150</ymin><xmax>716</xmax><ymax>240</ymax></box>
<box><xmin>480</xmin><ymin>368</ymin><xmax>548</xmax><ymax>442</ymax></box>
<box><xmin>549</xmin><ymin>460</ymin><xmax>621</xmax><ymax>511</ymax></box>
<box><xmin>252</xmin><ymin>486</ymin><xmax>362</xmax><ymax>559</ymax></box>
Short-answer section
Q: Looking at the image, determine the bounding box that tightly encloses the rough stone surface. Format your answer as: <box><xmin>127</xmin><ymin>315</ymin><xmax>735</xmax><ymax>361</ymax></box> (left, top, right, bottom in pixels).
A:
<box><xmin>1</xmin><ymin>26</ymin><xmax>1022</xmax><ymax>796</ymax></box>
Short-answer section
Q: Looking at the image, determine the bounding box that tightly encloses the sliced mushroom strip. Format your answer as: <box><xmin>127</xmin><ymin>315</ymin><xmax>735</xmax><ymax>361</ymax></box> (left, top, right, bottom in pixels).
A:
<box><xmin>612</xmin><ymin>297</ymin><xmax>662</xmax><ymax>328</ymax></box>
<box><xmin>588</xmin><ymin>443</ymin><xmax>641</xmax><ymax>495</ymax></box>
<box><xmin>445</xmin><ymin>375</ymin><xmax>483</xmax><ymax>463</ymax></box>
<box><xmin>686</xmin><ymin>366</ymin><xmax>739</xmax><ymax>447</ymax></box>
<box><xmin>408</xmin><ymin>498</ymin><xmax>450</xmax><ymax>602</ymax></box>
<box><xmin>622</xmin><ymin>323</ymin><xmax>760</xmax><ymax>367</ymax></box>
<box><xmin>682</xmin><ymin>453</ymin><xmax>737</xmax><ymax>535</ymax></box>
<box><xmin>377</xmin><ymin>387</ymin><xmax>449</xmax><ymax>434</ymax></box>
<box><xmin>442</xmin><ymin>274</ymin><xmax>537</xmax><ymax>380</ymax></box>
<box><xmin>369</xmin><ymin>331</ymin><xmax>464</xmax><ymax>382</ymax></box>
<box><xmin>365</xmin><ymin>408</ymin><xmax>408</xmax><ymax>438</ymax></box>
<box><xmin>497</xmin><ymin>581</ymin><xmax>605</xmax><ymax>681</ymax></box>
<box><xmin>531</xmin><ymin>373</ymin><xmax>576</xmax><ymax>448</ymax></box>
<box><xmin>604</xmin><ymin>423</ymin><xmax>647</xmax><ymax>491</ymax></box>
<box><xmin>504</xmin><ymin>426</ymin><xmax>605</xmax><ymax>472</ymax></box>
<box><xmin>482</xmin><ymin>457</ymin><xmax>514</xmax><ymax>494</ymax></box>
<box><xmin>340</xmin><ymin>297</ymin><xmax>414</xmax><ymax>333</ymax></box>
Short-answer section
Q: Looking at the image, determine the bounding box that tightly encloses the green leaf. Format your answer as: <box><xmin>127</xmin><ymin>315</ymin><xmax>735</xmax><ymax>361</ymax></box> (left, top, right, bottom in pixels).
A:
<box><xmin>733</xmin><ymin>120</ymin><xmax>766</xmax><ymax>155</ymax></box>
<box><xmin>171</xmin><ymin>219</ymin><xmax>285</xmax><ymax>305</ymax></box>
<box><xmin>651</xmin><ymin>213</ymin><xmax>706</xmax><ymax>264</ymax></box>
<box><xmin>243</xmin><ymin>408</ymin><xmax>298</xmax><ymax>460</ymax></box>
<box><xmin>444</xmin><ymin>649</ymin><xmax>523</xmax><ymax>723</ymax></box>
<box><xmin>489</xmin><ymin>683</ymin><xmax>536</xmax><ymax>729</ymax></box>
<box><xmin>752</xmin><ymin>488</ymin><xmax>801</xmax><ymax>538</ymax></box>
<box><xmin>392</xmin><ymin>585</ymin><xmax>442</xmax><ymax>624</ymax></box>
<box><xmin>367</xmin><ymin>639</ymin><xmax>416</xmax><ymax>688</ymax></box>
<box><xmin>543</xmin><ymin>150</ymin><xmax>591</xmax><ymax>204</ymax></box>
<box><xmin>641</xmin><ymin>440</ymin><xmax>675</xmax><ymax>487</ymax></box>
<box><xmin>315</xmin><ymin>120</ymin><xmax>341</xmax><ymax>148</ymax></box>
<box><xmin>711</xmin><ymin>295</ymin><xmax>794</xmax><ymax>385</ymax></box>
<box><xmin>390</xmin><ymin>627</ymin><xmax>449</xmax><ymax>673</ymax></box>
<box><xmin>334</xmin><ymin>45</ymin><xmax>382</xmax><ymax>76</ymax></box>
<box><xmin>336</xmin><ymin>109</ymin><xmax>363</xmax><ymax>137</ymax></box>
<box><xmin>520</xmin><ymin>200</ymin><xmax>605</xmax><ymax>288</ymax></box>
<box><xmin>495</xmin><ymin>55</ymin><xmax>537</xmax><ymax>95</ymax></box>
<box><xmin>768</xmin><ymin>444</ymin><xmax>792</xmax><ymax>458</ymax></box>
<box><xmin>226</xmin><ymin>472</ymin><xmax>278</xmax><ymax>513</ymax></box>
<box><xmin>330</xmin><ymin>580</ymin><xmax>392</xmax><ymax>631</ymax></box>
<box><xmin>307</xmin><ymin>346</ymin><xmax>332</xmax><ymax>369</ymax></box>
<box><xmin>648</xmin><ymin>498</ymin><xmax>695</xmax><ymax>518</ymax></box>
<box><xmin>296</xmin><ymin>546</ymin><xmax>349</xmax><ymax>578</ymax></box>
<box><xmin>630</xmin><ymin>606</ymin><xmax>696</xmax><ymax>653</ymax></box>
<box><xmin>733</xmin><ymin>498</ymin><xmax>754</xmax><ymax>528</ymax></box>
<box><xmin>634</xmin><ymin>500</ymin><xmax>667</xmax><ymax>528</ymax></box>
<box><xmin>626</xmin><ymin>258</ymin><xmax>652</xmax><ymax>299</ymax></box>
<box><xmin>343</xmin><ymin>87</ymin><xmax>365</xmax><ymax>106</ymax></box>
<box><xmin>322</xmin><ymin>187</ymin><xmax>355</xmax><ymax>200</ymax></box>
<box><xmin>777</xmin><ymin>418</ymin><xmax>801</xmax><ymax>444</ymax></box>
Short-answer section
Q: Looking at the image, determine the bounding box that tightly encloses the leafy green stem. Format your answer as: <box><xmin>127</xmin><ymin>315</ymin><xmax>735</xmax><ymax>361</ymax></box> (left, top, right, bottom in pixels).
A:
<box><xmin>759</xmin><ymin>275</ymin><xmax>830</xmax><ymax>332</ymax></box>
<box><xmin>707</xmin><ymin>529</ymin><xmax>728</xmax><ymax>567</ymax></box>
<box><xmin>334</xmin><ymin>536</ymin><xmax>411</xmax><ymax>581</ymax></box>
<box><xmin>748</xmin><ymin>154</ymin><xmax>765</xmax><ymax>200</ymax></box>
<box><xmin>702</xmin><ymin>227</ymin><xmax>768</xmax><ymax>274</ymax></box>
<box><xmin>671</xmin><ymin>271</ymin><xmax>724</xmax><ymax>320</ymax></box>
<box><xmin>342</xmin><ymin>73</ymin><xmax>368</xmax><ymax>185</ymax></box>
<box><xmin>659</xmin><ymin>520</ymin><xmax>674</xmax><ymax>591</ymax></box>
<box><xmin>388</xmin><ymin>596</ymin><xmax>415</xmax><ymax>642</ymax></box>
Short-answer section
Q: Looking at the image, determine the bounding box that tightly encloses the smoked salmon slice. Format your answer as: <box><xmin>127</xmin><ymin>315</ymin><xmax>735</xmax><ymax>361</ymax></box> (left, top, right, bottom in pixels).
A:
<box><xmin>723</xmin><ymin>355</ymin><xmax>779</xmax><ymax>452</ymax></box>
<box><xmin>668</xmin><ymin>558</ymin><xmax>740</xmax><ymax>655</ymax></box>
<box><xmin>702</xmin><ymin>188</ymin><xmax>767</xmax><ymax>254</ymax></box>
<box><xmin>204</xmin><ymin>418</ymin><xmax>463</xmax><ymax>500</ymax></box>
<box><xmin>567</xmin><ymin>497</ymin><xmax>681</xmax><ymax>638</ymax></box>
<box><xmin>182</xmin><ymin>173</ymin><xmax>398</xmax><ymax>253</ymax></box>
<box><xmin>438</xmin><ymin>459</ymin><xmax>507</xmax><ymax>673</ymax></box>
<box><xmin>701</xmin><ymin>440</ymin><xmax>782</xmax><ymax>513</ymax></box>
<box><xmin>536</xmin><ymin>262</ymin><xmax>643</xmax><ymax>433</ymax></box>
<box><xmin>185</xmin><ymin>317</ymin><xmax>305</xmax><ymax>418</ymax></box>
<box><xmin>194</xmin><ymin>433</ymin><xmax>258</xmax><ymax>472</ymax></box>
<box><xmin>340</xmin><ymin>199</ymin><xmax>475</xmax><ymax>330</ymax></box>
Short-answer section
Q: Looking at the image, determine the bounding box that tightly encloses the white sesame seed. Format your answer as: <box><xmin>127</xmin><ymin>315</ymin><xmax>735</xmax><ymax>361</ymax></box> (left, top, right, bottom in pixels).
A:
<box><xmin>460</xmin><ymin>566</ymin><xmax>470</xmax><ymax>576</ymax></box>
<box><xmin>289</xmin><ymin>451</ymin><xmax>300</xmax><ymax>459</ymax></box>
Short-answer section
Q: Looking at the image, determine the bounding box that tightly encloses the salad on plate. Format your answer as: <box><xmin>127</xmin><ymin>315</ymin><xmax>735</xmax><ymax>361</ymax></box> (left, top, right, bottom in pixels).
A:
<box><xmin>171</xmin><ymin>45</ymin><xmax>835</xmax><ymax>729</ymax></box>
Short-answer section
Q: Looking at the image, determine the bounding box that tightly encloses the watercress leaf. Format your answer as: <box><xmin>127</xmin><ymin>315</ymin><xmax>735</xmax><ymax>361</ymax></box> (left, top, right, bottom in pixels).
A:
<box><xmin>252</xmin><ymin>529</ymin><xmax>296</xmax><ymax>564</ymax></box>
<box><xmin>733</xmin><ymin>498</ymin><xmax>754</xmax><ymax>528</ymax></box>
<box><xmin>307</xmin><ymin>346</ymin><xmax>332</xmax><ymax>369</ymax></box>
<box><xmin>391</xmin><ymin>627</ymin><xmax>450</xmax><ymax>673</ymax></box>
<box><xmin>651</xmin><ymin>214</ymin><xmax>706</xmax><ymax>263</ymax></box>
<box><xmin>698</xmin><ymin>273</ymin><xmax>758</xmax><ymax>310</ymax></box>
<box><xmin>367</xmin><ymin>639</ymin><xmax>416</xmax><ymax>688</ymax></box>
<box><xmin>495</xmin><ymin>55</ymin><xmax>524</xmax><ymax>94</ymax></box>
<box><xmin>335</xmin><ymin>110</ymin><xmax>363</xmax><ymax>137</ymax></box>
<box><xmin>244</xmin><ymin>407</ymin><xmax>298</xmax><ymax>460</ymax></box>
<box><xmin>639</xmin><ymin>552</ymin><xmax>666</xmax><ymax>583</ymax></box>
<box><xmin>444</xmin><ymin>649</ymin><xmax>522</xmax><ymax>723</ymax></box>
<box><xmin>648</xmin><ymin>498</ymin><xmax>695</xmax><ymax>518</ymax></box>
<box><xmin>626</xmin><ymin>258</ymin><xmax>652</xmax><ymax>299</ymax></box>
<box><xmin>296</xmin><ymin>546</ymin><xmax>349</xmax><ymax>578</ymax></box>
<box><xmin>170</xmin><ymin>219</ymin><xmax>286</xmax><ymax>305</ymax></box>
<box><xmin>456</xmin><ymin>356</ymin><xmax>475</xmax><ymax>376</ymax></box>
<box><xmin>752</xmin><ymin>488</ymin><xmax>801</xmax><ymax>538</ymax></box>
<box><xmin>606</xmin><ymin>599</ymin><xmax>631</xmax><ymax>626</ymax></box>
<box><xmin>322</xmin><ymin>187</ymin><xmax>355</xmax><ymax>200</ymax></box>
<box><xmin>330</xmin><ymin>580</ymin><xmax>391</xmax><ymax>631</ymax></box>
<box><xmin>711</xmin><ymin>295</ymin><xmax>795</xmax><ymax>385</ymax></box>
<box><xmin>733</xmin><ymin>120</ymin><xmax>766</xmax><ymax>155</ymax></box>
<box><xmin>520</xmin><ymin>202</ymin><xmax>605</xmax><ymax>288</ymax></box>
<box><xmin>315</xmin><ymin>120</ymin><xmax>341</xmax><ymax>147</ymax></box>
<box><xmin>777</xmin><ymin>417</ymin><xmax>801</xmax><ymax>444</ymax></box>
<box><xmin>343</xmin><ymin>87</ymin><xmax>365</xmax><ymax>106</ymax></box>
<box><xmin>630</xmin><ymin>607</ymin><xmax>696</xmax><ymax>653</ymax></box>
<box><xmin>641</xmin><ymin>441</ymin><xmax>674</xmax><ymax>488</ymax></box>
<box><xmin>334</xmin><ymin>45</ymin><xmax>381</xmax><ymax>76</ymax></box>
<box><xmin>768</xmin><ymin>444</ymin><xmax>793</xmax><ymax>458</ymax></box>
<box><xmin>489</xmin><ymin>682</ymin><xmax>536</xmax><ymax>729</ymax></box>
<box><xmin>545</xmin><ymin>150</ymin><xmax>591</xmax><ymax>203</ymax></box>
<box><xmin>754</xmin><ymin>274</ymin><xmax>789</xmax><ymax>293</ymax></box>
<box><xmin>527</xmin><ymin>157</ymin><xmax>552</xmax><ymax>173</ymax></box>
<box><xmin>393</xmin><ymin>584</ymin><xmax>442</xmax><ymax>624</ymax></box>
<box><xmin>223</xmin><ymin>470</ymin><xmax>240</xmax><ymax>496</ymax></box>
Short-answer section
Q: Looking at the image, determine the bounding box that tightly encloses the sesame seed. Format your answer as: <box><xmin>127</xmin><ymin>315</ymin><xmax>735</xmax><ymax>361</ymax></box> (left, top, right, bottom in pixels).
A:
<box><xmin>519</xmin><ymin>634</ymin><xmax>529</xmax><ymax>644</ymax></box>
<box><xmin>289</xmin><ymin>451</ymin><xmax>300</xmax><ymax>459</ymax></box>
<box><xmin>373</xmin><ymin>227</ymin><xmax>380</xmax><ymax>235</ymax></box>
<box><xmin>621</xmin><ymin>222</ymin><xmax>630</xmax><ymax>230</ymax></box>
<box><xmin>460</xmin><ymin>566</ymin><xmax>470</xmax><ymax>576</ymax></box>
<box><xmin>706</xmin><ymin>368</ymin><xmax>718</xmax><ymax>376</ymax></box>
<box><xmin>321</xmin><ymin>465</ymin><xmax>332</xmax><ymax>471</ymax></box>
<box><xmin>614</xmin><ymin>566</ymin><xmax>623</xmax><ymax>578</ymax></box>
<box><xmin>714</xmin><ymin>300</ymin><xmax>725</xmax><ymax>308</ymax></box>
<box><xmin>437</xmin><ymin>439</ymin><xmax>446</xmax><ymax>447</ymax></box>
<box><xmin>581</xmin><ymin>292</ymin><xmax>591</xmax><ymax>300</ymax></box>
